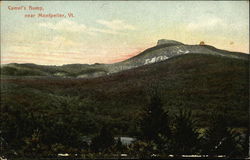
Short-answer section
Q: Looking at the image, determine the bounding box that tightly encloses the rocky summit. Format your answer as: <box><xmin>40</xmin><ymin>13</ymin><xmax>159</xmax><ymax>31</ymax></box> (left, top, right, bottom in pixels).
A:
<box><xmin>156</xmin><ymin>39</ymin><xmax>184</xmax><ymax>46</ymax></box>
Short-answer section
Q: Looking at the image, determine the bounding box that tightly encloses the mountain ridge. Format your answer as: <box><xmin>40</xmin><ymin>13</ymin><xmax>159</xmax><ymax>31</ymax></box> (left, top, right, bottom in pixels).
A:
<box><xmin>1</xmin><ymin>39</ymin><xmax>249</xmax><ymax>78</ymax></box>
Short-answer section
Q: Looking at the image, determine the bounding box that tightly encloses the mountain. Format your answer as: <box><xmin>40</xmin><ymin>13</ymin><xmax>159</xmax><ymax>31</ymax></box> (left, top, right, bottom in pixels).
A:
<box><xmin>107</xmin><ymin>39</ymin><xmax>248</xmax><ymax>73</ymax></box>
<box><xmin>1</xmin><ymin>39</ymin><xmax>249</xmax><ymax>78</ymax></box>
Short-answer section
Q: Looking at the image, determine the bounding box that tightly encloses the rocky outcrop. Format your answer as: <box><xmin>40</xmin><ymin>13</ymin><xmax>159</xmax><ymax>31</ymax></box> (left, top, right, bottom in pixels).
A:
<box><xmin>157</xmin><ymin>39</ymin><xmax>184</xmax><ymax>46</ymax></box>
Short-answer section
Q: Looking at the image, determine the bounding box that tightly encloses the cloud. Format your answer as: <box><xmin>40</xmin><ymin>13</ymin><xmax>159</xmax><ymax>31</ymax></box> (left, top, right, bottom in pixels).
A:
<box><xmin>39</xmin><ymin>19</ymin><xmax>136</xmax><ymax>35</ymax></box>
<box><xmin>37</xmin><ymin>35</ymin><xmax>99</xmax><ymax>55</ymax></box>
<box><xmin>97</xmin><ymin>19</ymin><xmax>136</xmax><ymax>31</ymax></box>
<box><xmin>90</xmin><ymin>28</ymin><xmax>120</xmax><ymax>35</ymax></box>
<box><xmin>41</xmin><ymin>36</ymin><xmax>76</xmax><ymax>45</ymax></box>
<box><xmin>39</xmin><ymin>19</ymin><xmax>88</xmax><ymax>32</ymax></box>
<box><xmin>186</xmin><ymin>16</ymin><xmax>246</xmax><ymax>34</ymax></box>
<box><xmin>186</xmin><ymin>17</ymin><xmax>225</xmax><ymax>31</ymax></box>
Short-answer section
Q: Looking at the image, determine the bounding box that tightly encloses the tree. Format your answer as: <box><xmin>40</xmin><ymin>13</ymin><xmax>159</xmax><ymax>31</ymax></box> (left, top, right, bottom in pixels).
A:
<box><xmin>172</xmin><ymin>109</ymin><xmax>199</xmax><ymax>154</ymax></box>
<box><xmin>139</xmin><ymin>86</ymin><xmax>171</xmax><ymax>153</ymax></box>
<box><xmin>21</xmin><ymin>129</ymin><xmax>48</xmax><ymax>157</ymax></box>
<box><xmin>129</xmin><ymin>140</ymin><xmax>157</xmax><ymax>159</ymax></box>
<box><xmin>203</xmin><ymin>112</ymin><xmax>239</xmax><ymax>156</ymax></box>
<box><xmin>90</xmin><ymin>125</ymin><xmax>115</xmax><ymax>153</ymax></box>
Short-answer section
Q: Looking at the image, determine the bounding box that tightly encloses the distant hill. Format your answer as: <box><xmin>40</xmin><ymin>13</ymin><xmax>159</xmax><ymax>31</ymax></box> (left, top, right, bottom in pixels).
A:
<box><xmin>1</xmin><ymin>39</ymin><xmax>249</xmax><ymax>78</ymax></box>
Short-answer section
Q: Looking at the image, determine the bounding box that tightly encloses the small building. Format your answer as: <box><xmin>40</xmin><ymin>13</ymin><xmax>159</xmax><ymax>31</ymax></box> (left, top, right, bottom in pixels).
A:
<box><xmin>114</xmin><ymin>137</ymin><xmax>136</xmax><ymax>146</ymax></box>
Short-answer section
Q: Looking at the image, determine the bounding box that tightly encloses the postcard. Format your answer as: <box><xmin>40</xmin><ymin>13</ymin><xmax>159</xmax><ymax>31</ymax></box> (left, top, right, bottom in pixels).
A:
<box><xmin>0</xmin><ymin>1</ymin><xmax>249</xmax><ymax>159</ymax></box>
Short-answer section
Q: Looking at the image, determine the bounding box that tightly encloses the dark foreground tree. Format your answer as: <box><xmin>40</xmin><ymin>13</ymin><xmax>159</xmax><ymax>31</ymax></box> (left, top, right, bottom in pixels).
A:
<box><xmin>90</xmin><ymin>125</ymin><xmax>115</xmax><ymax>153</ymax></box>
<box><xmin>139</xmin><ymin>86</ymin><xmax>171</xmax><ymax>154</ymax></box>
<box><xmin>202</xmin><ymin>112</ymin><xmax>240</xmax><ymax>156</ymax></box>
<box><xmin>172</xmin><ymin>109</ymin><xmax>199</xmax><ymax>155</ymax></box>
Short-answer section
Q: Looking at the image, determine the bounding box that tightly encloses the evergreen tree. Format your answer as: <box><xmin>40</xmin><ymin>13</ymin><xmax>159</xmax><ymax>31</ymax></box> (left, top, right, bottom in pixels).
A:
<box><xmin>172</xmin><ymin>109</ymin><xmax>199</xmax><ymax>154</ymax></box>
<box><xmin>203</xmin><ymin>112</ymin><xmax>238</xmax><ymax>156</ymax></box>
<box><xmin>139</xmin><ymin>86</ymin><xmax>171</xmax><ymax>153</ymax></box>
<box><xmin>90</xmin><ymin>125</ymin><xmax>115</xmax><ymax>153</ymax></box>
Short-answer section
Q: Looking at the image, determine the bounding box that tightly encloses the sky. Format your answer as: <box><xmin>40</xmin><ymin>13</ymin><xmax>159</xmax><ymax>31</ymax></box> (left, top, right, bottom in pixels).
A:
<box><xmin>1</xmin><ymin>1</ymin><xmax>249</xmax><ymax>65</ymax></box>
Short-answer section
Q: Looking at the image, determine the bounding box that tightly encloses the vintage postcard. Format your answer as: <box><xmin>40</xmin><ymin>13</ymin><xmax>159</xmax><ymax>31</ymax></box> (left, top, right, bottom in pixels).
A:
<box><xmin>0</xmin><ymin>1</ymin><xmax>249</xmax><ymax>159</ymax></box>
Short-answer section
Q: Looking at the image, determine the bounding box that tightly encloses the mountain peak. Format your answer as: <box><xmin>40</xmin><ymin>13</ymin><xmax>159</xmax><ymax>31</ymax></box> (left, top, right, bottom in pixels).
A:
<box><xmin>157</xmin><ymin>39</ymin><xmax>184</xmax><ymax>46</ymax></box>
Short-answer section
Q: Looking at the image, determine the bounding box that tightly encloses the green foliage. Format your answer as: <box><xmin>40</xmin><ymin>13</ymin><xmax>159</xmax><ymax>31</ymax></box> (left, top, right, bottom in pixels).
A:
<box><xmin>139</xmin><ymin>86</ymin><xmax>171</xmax><ymax>154</ymax></box>
<box><xmin>140</xmin><ymin>93</ymin><xmax>169</xmax><ymax>138</ymax></box>
<box><xmin>129</xmin><ymin>140</ymin><xmax>158</xmax><ymax>159</ymax></box>
<box><xmin>172</xmin><ymin>109</ymin><xmax>199</xmax><ymax>154</ymax></box>
<box><xmin>21</xmin><ymin>129</ymin><xmax>49</xmax><ymax>157</ymax></box>
<box><xmin>90</xmin><ymin>125</ymin><xmax>115</xmax><ymax>153</ymax></box>
<box><xmin>202</xmin><ymin>111</ymin><xmax>245</xmax><ymax>156</ymax></box>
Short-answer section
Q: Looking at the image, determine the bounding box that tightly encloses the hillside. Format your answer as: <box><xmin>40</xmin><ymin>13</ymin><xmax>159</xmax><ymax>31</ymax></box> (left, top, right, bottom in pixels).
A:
<box><xmin>1</xmin><ymin>53</ymin><xmax>249</xmax><ymax>128</ymax></box>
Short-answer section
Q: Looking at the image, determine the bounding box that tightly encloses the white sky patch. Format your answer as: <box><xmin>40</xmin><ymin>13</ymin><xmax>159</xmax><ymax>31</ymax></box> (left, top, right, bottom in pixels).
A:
<box><xmin>39</xmin><ymin>36</ymin><xmax>80</xmax><ymax>48</ymax></box>
<box><xmin>40</xmin><ymin>19</ymin><xmax>88</xmax><ymax>32</ymax></box>
<box><xmin>8</xmin><ymin>46</ymin><xmax>34</xmax><ymax>53</ymax></box>
<box><xmin>90</xmin><ymin>28</ymin><xmax>121</xmax><ymax>35</ymax></box>
<box><xmin>186</xmin><ymin>16</ymin><xmax>248</xmax><ymax>34</ymax></box>
<box><xmin>39</xmin><ymin>20</ymin><xmax>100</xmax><ymax>36</ymax></box>
<box><xmin>97</xmin><ymin>19</ymin><xmax>136</xmax><ymax>31</ymax></box>
<box><xmin>186</xmin><ymin>17</ymin><xmax>225</xmax><ymax>31</ymax></box>
<box><xmin>39</xmin><ymin>19</ymin><xmax>135</xmax><ymax>36</ymax></box>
